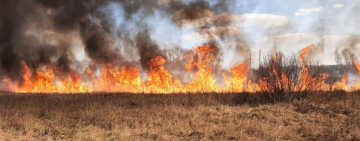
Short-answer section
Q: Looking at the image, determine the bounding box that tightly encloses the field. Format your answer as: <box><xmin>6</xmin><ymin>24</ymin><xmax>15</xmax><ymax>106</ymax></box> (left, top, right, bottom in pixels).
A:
<box><xmin>0</xmin><ymin>92</ymin><xmax>360</xmax><ymax>141</ymax></box>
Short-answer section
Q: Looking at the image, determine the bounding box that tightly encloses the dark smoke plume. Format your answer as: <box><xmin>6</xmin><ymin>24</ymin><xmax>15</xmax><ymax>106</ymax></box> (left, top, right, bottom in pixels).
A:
<box><xmin>0</xmin><ymin>0</ymin><xmax>234</xmax><ymax>82</ymax></box>
<box><xmin>169</xmin><ymin>1</ymin><xmax>212</xmax><ymax>25</ymax></box>
<box><xmin>135</xmin><ymin>30</ymin><xmax>166</xmax><ymax>71</ymax></box>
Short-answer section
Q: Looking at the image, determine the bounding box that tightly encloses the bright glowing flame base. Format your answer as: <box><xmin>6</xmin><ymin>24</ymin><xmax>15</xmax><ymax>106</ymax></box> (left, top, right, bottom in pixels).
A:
<box><xmin>2</xmin><ymin>44</ymin><xmax>360</xmax><ymax>94</ymax></box>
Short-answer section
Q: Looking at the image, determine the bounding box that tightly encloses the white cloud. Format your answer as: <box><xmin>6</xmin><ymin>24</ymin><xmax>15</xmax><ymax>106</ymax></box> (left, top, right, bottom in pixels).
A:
<box><xmin>295</xmin><ymin>7</ymin><xmax>323</xmax><ymax>16</ymax></box>
<box><xmin>266</xmin><ymin>33</ymin><xmax>315</xmax><ymax>41</ymax></box>
<box><xmin>261</xmin><ymin>33</ymin><xmax>317</xmax><ymax>56</ymax></box>
<box><xmin>178</xmin><ymin>13</ymin><xmax>289</xmax><ymax>29</ymax></box>
<box><xmin>332</xmin><ymin>4</ymin><xmax>344</xmax><ymax>9</ymax></box>
<box><xmin>234</xmin><ymin>14</ymin><xmax>289</xmax><ymax>27</ymax></box>
<box><xmin>323</xmin><ymin>35</ymin><xmax>351</xmax><ymax>41</ymax></box>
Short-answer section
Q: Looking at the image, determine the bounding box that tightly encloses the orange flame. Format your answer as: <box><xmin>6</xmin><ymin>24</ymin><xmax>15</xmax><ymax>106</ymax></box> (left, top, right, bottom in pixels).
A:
<box><xmin>4</xmin><ymin>44</ymin><xmax>360</xmax><ymax>94</ymax></box>
<box><xmin>4</xmin><ymin>45</ymin><xmax>254</xmax><ymax>94</ymax></box>
<box><xmin>297</xmin><ymin>44</ymin><xmax>330</xmax><ymax>91</ymax></box>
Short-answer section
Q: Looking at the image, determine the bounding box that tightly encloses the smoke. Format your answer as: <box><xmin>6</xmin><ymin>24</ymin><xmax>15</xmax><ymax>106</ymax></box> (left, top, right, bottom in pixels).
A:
<box><xmin>135</xmin><ymin>30</ymin><xmax>165</xmax><ymax>71</ymax></box>
<box><xmin>0</xmin><ymin>0</ymin><xmax>239</xmax><ymax>82</ymax></box>
<box><xmin>169</xmin><ymin>0</ymin><xmax>213</xmax><ymax>27</ymax></box>
<box><xmin>3</xmin><ymin>0</ymin><xmax>359</xmax><ymax>84</ymax></box>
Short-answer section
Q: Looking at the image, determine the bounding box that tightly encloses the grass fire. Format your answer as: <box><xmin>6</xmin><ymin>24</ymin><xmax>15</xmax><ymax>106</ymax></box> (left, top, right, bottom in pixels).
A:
<box><xmin>1</xmin><ymin>0</ymin><xmax>360</xmax><ymax>140</ymax></box>
<box><xmin>2</xmin><ymin>44</ymin><xmax>360</xmax><ymax>94</ymax></box>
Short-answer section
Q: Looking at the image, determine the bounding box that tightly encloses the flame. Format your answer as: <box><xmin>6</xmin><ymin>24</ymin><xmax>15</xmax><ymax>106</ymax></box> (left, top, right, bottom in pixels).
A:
<box><xmin>257</xmin><ymin>53</ymin><xmax>291</xmax><ymax>93</ymax></box>
<box><xmin>299</xmin><ymin>44</ymin><xmax>314</xmax><ymax>67</ymax></box>
<box><xmin>4</xmin><ymin>45</ymin><xmax>253</xmax><ymax>94</ymax></box>
<box><xmin>3</xmin><ymin>44</ymin><xmax>360</xmax><ymax>94</ymax></box>
<box><xmin>230</xmin><ymin>64</ymin><xmax>249</xmax><ymax>91</ymax></box>
<box><xmin>146</xmin><ymin>56</ymin><xmax>179</xmax><ymax>93</ymax></box>
<box><xmin>185</xmin><ymin>45</ymin><xmax>218</xmax><ymax>92</ymax></box>
<box><xmin>297</xmin><ymin>44</ymin><xmax>330</xmax><ymax>91</ymax></box>
<box><xmin>333</xmin><ymin>75</ymin><xmax>351</xmax><ymax>91</ymax></box>
<box><xmin>352</xmin><ymin>61</ymin><xmax>360</xmax><ymax>90</ymax></box>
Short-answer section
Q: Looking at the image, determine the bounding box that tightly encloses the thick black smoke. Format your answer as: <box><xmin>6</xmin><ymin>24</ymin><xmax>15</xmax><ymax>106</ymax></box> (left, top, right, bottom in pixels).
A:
<box><xmin>135</xmin><ymin>30</ymin><xmax>165</xmax><ymax>71</ymax></box>
<box><xmin>0</xmin><ymin>0</ymin><xmax>234</xmax><ymax>82</ymax></box>
<box><xmin>0</xmin><ymin>0</ymin><xmax>45</xmax><ymax>79</ymax></box>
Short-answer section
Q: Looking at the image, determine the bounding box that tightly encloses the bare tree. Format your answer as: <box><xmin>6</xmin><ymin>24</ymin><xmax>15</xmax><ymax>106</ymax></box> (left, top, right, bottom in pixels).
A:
<box><xmin>164</xmin><ymin>45</ymin><xmax>187</xmax><ymax>62</ymax></box>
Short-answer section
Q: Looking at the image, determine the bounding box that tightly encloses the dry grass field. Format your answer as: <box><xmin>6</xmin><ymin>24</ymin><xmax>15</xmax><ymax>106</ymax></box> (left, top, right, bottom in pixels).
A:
<box><xmin>0</xmin><ymin>92</ymin><xmax>360</xmax><ymax>141</ymax></box>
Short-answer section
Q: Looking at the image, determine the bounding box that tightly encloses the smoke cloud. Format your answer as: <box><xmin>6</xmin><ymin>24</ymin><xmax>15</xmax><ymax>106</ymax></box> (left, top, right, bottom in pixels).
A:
<box><xmin>1</xmin><ymin>0</ymin><xmax>360</xmax><ymax>83</ymax></box>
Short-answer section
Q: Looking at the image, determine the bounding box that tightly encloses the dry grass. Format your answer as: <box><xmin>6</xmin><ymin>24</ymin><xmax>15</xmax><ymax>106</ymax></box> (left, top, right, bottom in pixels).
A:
<box><xmin>0</xmin><ymin>92</ymin><xmax>359</xmax><ymax>141</ymax></box>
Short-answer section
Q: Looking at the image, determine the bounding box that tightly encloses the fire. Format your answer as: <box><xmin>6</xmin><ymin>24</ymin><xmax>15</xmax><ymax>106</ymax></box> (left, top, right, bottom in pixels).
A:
<box><xmin>299</xmin><ymin>44</ymin><xmax>314</xmax><ymax>67</ymax></box>
<box><xmin>298</xmin><ymin>44</ymin><xmax>329</xmax><ymax>92</ymax></box>
<box><xmin>146</xmin><ymin>56</ymin><xmax>179</xmax><ymax>93</ymax></box>
<box><xmin>4</xmin><ymin>45</ymin><xmax>253</xmax><ymax>94</ymax></box>
<box><xmin>100</xmin><ymin>66</ymin><xmax>142</xmax><ymax>93</ymax></box>
<box><xmin>185</xmin><ymin>45</ymin><xmax>218</xmax><ymax>92</ymax></box>
<box><xmin>3</xmin><ymin>44</ymin><xmax>360</xmax><ymax>94</ymax></box>
<box><xmin>333</xmin><ymin>75</ymin><xmax>350</xmax><ymax>91</ymax></box>
<box><xmin>352</xmin><ymin>61</ymin><xmax>360</xmax><ymax>90</ymax></box>
<box><xmin>257</xmin><ymin>53</ymin><xmax>291</xmax><ymax>93</ymax></box>
<box><xmin>16</xmin><ymin>62</ymin><xmax>93</xmax><ymax>93</ymax></box>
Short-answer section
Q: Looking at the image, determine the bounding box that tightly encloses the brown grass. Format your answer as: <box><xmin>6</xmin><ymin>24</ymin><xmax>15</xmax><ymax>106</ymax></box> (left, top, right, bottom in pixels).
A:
<box><xmin>0</xmin><ymin>92</ymin><xmax>359</xmax><ymax>141</ymax></box>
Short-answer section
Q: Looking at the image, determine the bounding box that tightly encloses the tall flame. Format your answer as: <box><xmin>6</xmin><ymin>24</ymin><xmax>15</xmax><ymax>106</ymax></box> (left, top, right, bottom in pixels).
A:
<box><xmin>3</xmin><ymin>44</ymin><xmax>360</xmax><ymax>94</ymax></box>
<box><xmin>298</xmin><ymin>44</ymin><xmax>329</xmax><ymax>91</ymax></box>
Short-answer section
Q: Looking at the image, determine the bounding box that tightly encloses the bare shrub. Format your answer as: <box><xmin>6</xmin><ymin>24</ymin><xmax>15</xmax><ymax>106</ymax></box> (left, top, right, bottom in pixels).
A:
<box><xmin>256</xmin><ymin>52</ymin><xmax>334</xmax><ymax>101</ymax></box>
<box><xmin>256</xmin><ymin>53</ymin><xmax>300</xmax><ymax>100</ymax></box>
